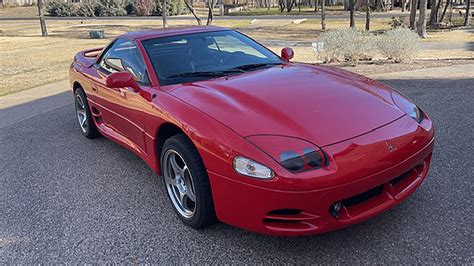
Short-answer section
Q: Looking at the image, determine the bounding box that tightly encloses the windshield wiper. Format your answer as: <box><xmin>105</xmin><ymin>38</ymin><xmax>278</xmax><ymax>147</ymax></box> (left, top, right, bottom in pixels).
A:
<box><xmin>166</xmin><ymin>70</ymin><xmax>244</xmax><ymax>79</ymax></box>
<box><xmin>230</xmin><ymin>62</ymin><xmax>282</xmax><ymax>71</ymax></box>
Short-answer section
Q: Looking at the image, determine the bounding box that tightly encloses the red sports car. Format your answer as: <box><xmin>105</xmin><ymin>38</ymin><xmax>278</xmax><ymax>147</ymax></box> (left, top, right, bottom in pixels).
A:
<box><xmin>69</xmin><ymin>26</ymin><xmax>434</xmax><ymax>236</ymax></box>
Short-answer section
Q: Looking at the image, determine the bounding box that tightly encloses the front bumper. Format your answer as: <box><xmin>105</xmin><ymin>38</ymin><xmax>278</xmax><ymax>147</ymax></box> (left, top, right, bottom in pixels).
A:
<box><xmin>208</xmin><ymin>116</ymin><xmax>435</xmax><ymax>236</ymax></box>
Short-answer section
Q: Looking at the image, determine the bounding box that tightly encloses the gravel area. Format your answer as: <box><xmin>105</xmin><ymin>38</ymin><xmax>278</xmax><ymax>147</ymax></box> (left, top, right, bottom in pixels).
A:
<box><xmin>337</xmin><ymin>59</ymin><xmax>474</xmax><ymax>76</ymax></box>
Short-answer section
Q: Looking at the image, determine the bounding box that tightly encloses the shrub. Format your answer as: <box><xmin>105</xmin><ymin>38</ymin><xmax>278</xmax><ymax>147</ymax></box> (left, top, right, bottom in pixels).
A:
<box><xmin>389</xmin><ymin>16</ymin><xmax>409</xmax><ymax>29</ymax></box>
<box><xmin>94</xmin><ymin>0</ymin><xmax>127</xmax><ymax>16</ymax></box>
<box><xmin>46</xmin><ymin>1</ymin><xmax>74</xmax><ymax>17</ymax></box>
<box><xmin>318</xmin><ymin>28</ymin><xmax>374</xmax><ymax>64</ymax></box>
<box><xmin>74</xmin><ymin>2</ymin><xmax>97</xmax><ymax>17</ymax></box>
<box><xmin>49</xmin><ymin>0</ymin><xmax>188</xmax><ymax>17</ymax></box>
<box><xmin>154</xmin><ymin>0</ymin><xmax>188</xmax><ymax>16</ymax></box>
<box><xmin>124</xmin><ymin>0</ymin><xmax>134</xmax><ymax>15</ymax></box>
<box><xmin>133</xmin><ymin>0</ymin><xmax>156</xmax><ymax>16</ymax></box>
<box><xmin>378</xmin><ymin>28</ymin><xmax>419</xmax><ymax>62</ymax></box>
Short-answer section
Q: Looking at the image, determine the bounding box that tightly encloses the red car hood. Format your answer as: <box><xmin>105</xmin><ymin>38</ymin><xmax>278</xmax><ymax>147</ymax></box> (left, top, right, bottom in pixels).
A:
<box><xmin>164</xmin><ymin>64</ymin><xmax>405</xmax><ymax>146</ymax></box>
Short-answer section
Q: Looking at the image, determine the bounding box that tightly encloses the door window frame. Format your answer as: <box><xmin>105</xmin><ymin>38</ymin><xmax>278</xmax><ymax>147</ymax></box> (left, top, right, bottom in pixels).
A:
<box><xmin>96</xmin><ymin>38</ymin><xmax>151</xmax><ymax>86</ymax></box>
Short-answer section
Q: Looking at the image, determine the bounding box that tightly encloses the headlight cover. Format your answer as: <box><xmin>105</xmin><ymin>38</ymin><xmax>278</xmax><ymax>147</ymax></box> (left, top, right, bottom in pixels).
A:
<box><xmin>391</xmin><ymin>91</ymin><xmax>424</xmax><ymax>123</ymax></box>
<box><xmin>233</xmin><ymin>156</ymin><xmax>274</xmax><ymax>179</ymax></box>
<box><xmin>246</xmin><ymin>135</ymin><xmax>328</xmax><ymax>173</ymax></box>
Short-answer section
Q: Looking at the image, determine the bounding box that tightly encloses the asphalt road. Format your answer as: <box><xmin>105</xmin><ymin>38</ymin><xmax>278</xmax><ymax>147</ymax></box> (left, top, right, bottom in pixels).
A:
<box><xmin>1</xmin><ymin>75</ymin><xmax>473</xmax><ymax>263</ymax></box>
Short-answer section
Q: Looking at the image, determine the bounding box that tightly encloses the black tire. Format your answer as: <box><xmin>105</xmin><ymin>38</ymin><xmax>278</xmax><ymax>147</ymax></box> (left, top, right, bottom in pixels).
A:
<box><xmin>161</xmin><ymin>133</ymin><xmax>217</xmax><ymax>228</ymax></box>
<box><xmin>74</xmin><ymin>88</ymin><xmax>100</xmax><ymax>139</ymax></box>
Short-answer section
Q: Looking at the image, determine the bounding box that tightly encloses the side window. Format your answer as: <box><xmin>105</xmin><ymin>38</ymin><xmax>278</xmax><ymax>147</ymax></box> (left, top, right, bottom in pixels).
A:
<box><xmin>99</xmin><ymin>39</ymin><xmax>150</xmax><ymax>85</ymax></box>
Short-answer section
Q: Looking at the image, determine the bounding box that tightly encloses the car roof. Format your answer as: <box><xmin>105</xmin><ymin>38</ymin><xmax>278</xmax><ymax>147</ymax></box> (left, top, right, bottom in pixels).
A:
<box><xmin>119</xmin><ymin>26</ymin><xmax>230</xmax><ymax>41</ymax></box>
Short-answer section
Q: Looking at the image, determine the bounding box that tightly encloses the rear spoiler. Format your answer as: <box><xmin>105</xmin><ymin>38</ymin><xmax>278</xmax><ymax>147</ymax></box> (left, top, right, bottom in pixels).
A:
<box><xmin>74</xmin><ymin>47</ymin><xmax>104</xmax><ymax>68</ymax></box>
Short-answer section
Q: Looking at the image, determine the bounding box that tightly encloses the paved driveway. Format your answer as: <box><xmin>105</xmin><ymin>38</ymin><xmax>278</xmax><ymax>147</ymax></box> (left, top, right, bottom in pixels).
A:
<box><xmin>1</xmin><ymin>67</ymin><xmax>473</xmax><ymax>263</ymax></box>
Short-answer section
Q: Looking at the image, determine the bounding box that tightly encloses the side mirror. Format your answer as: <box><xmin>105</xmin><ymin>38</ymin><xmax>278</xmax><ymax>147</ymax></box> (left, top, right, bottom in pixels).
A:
<box><xmin>105</xmin><ymin>72</ymin><xmax>140</xmax><ymax>92</ymax></box>
<box><xmin>281</xmin><ymin>47</ymin><xmax>294</xmax><ymax>62</ymax></box>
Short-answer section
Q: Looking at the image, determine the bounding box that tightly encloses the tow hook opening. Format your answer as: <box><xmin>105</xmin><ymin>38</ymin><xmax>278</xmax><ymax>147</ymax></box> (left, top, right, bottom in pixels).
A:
<box><xmin>329</xmin><ymin>202</ymin><xmax>342</xmax><ymax>219</ymax></box>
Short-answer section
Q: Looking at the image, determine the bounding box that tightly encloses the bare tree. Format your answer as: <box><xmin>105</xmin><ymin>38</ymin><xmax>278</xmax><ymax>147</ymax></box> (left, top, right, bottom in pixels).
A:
<box><xmin>434</xmin><ymin>0</ymin><xmax>443</xmax><ymax>20</ymax></box>
<box><xmin>409</xmin><ymin>0</ymin><xmax>419</xmax><ymax>30</ymax></box>
<box><xmin>206</xmin><ymin>0</ymin><xmax>215</xmax><ymax>25</ymax></box>
<box><xmin>418</xmin><ymin>0</ymin><xmax>428</xmax><ymax>37</ymax></box>
<box><xmin>321</xmin><ymin>0</ymin><xmax>326</xmax><ymax>29</ymax></box>
<box><xmin>429</xmin><ymin>0</ymin><xmax>438</xmax><ymax>25</ymax></box>
<box><xmin>278</xmin><ymin>0</ymin><xmax>296</xmax><ymax>12</ymax></box>
<box><xmin>349</xmin><ymin>0</ymin><xmax>355</xmax><ymax>27</ymax></box>
<box><xmin>464</xmin><ymin>0</ymin><xmax>471</xmax><ymax>26</ymax></box>
<box><xmin>286</xmin><ymin>0</ymin><xmax>296</xmax><ymax>12</ymax></box>
<box><xmin>184</xmin><ymin>0</ymin><xmax>202</xmax><ymax>25</ymax></box>
<box><xmin>279</xmin><ymin>0</ymin><xmax>285</xmax><ymax>12</ymax></box>
<box><xmin>439</xmin><ymin>0</ymin><xmax>451</xmax><ymax>22</ymax></box>
<box><xmin>37</xmin><ymin>0</ymin><xmax>48</xmax><ymax>36</ymax></box>
<box><xmin>365</xmin><ymin>0</ymin><xmax>370</xmax><ymax>31</ymax></box>
<box><xmin>162</xmin><ymin>0</ymin><xmax>168</xmax><ymax>28</ymax></box>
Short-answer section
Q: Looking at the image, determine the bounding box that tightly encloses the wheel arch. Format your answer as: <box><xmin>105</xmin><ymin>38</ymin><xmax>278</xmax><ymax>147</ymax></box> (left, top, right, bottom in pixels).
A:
<box><xmin>155</xmin><ymin>122</ymin><xmax>189</xmax><ymax>174</ymax></box>
<box><xmin>72</xmin><ymin>81</ymin><xmax>83</xmax><ymax>92</ymax></box>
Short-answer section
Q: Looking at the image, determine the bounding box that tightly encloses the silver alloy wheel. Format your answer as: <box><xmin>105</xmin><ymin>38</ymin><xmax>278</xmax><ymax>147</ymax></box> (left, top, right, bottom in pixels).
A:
<box><xmin>75</xmin><ymin>92</ymin><xmax>87</xmax><ymax>133</ymax></box>
<box><xmin>163</xmin><ymin>149</ymin><xmax>197</xmax><ymax>219</ymax></box>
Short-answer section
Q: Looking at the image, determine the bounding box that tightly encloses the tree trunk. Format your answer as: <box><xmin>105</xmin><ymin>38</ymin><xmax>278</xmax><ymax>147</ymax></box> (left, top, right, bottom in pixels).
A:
<box><xmin>433</xmin><ymin>0</ymin><xmax>443</xmax><ymax>22</ymax></box>
<box><xmin>279</xmin><ymin>0</ymin><xmax>285</xmax><ymax>11</ymax></box>
<box><xmin>286</xmin><ymin>0</ymin><xmax>295</xmax><ymax>11</ymax></box>
<box><xmin>37</xmin><ymin>0</ymin><xmax>48</xmax><ymax>36</ymax></box>
<box><xmin>207</xmin><ymin>0</ymin><xmax>215</xmax><ymax>25</ymax></box>
<box><xmin>418</xmin><ymin>0</ymin><xmax>428</xmax><ymax>37</ymax></box>
<box><xmin>435</xmin><ymin>0</ymin><xmax>442</xmax><ymax>13</ymax></box>
<box><xmin>409</xmin><ymin>0</ymin><xmax>419</xmax><ymax>30</ymax></box>
<box><xmin>439</xmin><ymin>0</ymin><xmax>450</xmax><ymax>22</ymax></box>
<box><xmin>321</xmin><ymin>0</ymin><xmax>326</xmax><ymax>29</ymax></box>
<box><xmin>402</xmin><ymin>0</ymin><xmax>405</xmax><ymax>11</ymax></box>
<box><xmin>365</xmin><ymin>0</ymin><xmax>370</xmax><ymax>30</ymax></box>
<box><xmin>162</xmin><ymin>0</ymin><xmax>168</xmax><ymax>28</ymax></box>
<box><xmin>464</xmin><ymin>0</ymin><xmax>470</xmax><ymax>25</ymax></box>
<box><xmin>447</xmin><ymin>0</ymin><xmax>453</xmax><ymax>24</ymax></box>
<box><xmin>349</xmin><ymin>0</ymin><xmax>356</xmax><ymax>27</ymax></box>
<box><xmin>184</xmin><ymin>0</ymin><xmax>202</xmax><ymax>25</ymax></box>
<box><xmin>429</xmin><ymin>0</ymin><xmax>438</xmax><ymax>24</ymax></box>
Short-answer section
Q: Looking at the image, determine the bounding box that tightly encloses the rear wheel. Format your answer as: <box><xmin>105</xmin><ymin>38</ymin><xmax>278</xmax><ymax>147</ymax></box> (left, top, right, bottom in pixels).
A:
<box><xmin>74</xmin><ymin>88</ymin><xmax>99</xmax><ymax>139</ymax></box>
<box><xmin>161</xmin><ymin>134</ymin><xmax>216</xmax><ymax>228</ymax></box>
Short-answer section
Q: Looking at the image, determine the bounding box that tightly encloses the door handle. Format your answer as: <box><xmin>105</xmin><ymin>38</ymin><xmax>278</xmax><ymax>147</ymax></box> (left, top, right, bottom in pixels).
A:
<box><xmin>91</xmin><ymin>85</ymin><xmax>98</xmax><ymax>92</ymax></box>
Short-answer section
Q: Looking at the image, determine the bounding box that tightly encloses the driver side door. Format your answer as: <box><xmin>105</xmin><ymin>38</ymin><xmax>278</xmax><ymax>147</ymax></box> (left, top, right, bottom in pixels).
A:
<box><xmin>91</xmin><ymin>39</ymin><xmax>151</xmax><ymax>154</ymax></box>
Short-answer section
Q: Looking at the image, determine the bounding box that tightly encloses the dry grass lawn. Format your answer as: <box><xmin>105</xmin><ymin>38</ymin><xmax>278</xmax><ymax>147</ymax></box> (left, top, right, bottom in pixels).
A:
<box><xmin>420</xmin><ymin>29</ymin><xmax>474</xmax><ymax>42</ymax></box>
<box><xmin>227</xmin><ymin>6</ymin><xmax>345</xmax><ymax>16</ymax></box>
<box><xmin>0</xmin><ymin>19</ymin><xmax>258</xmax><ymax>95</ymax></box>
<box><xmin>0</xmin><ymin>16</ymin><xmax>472</xmax><ymax>96</ymax></box>
<box><xmin>0</xmin><ymin>36</ymin><xmax>107</xmax><ymax>96</ymax></box>
<box><xmin>0</xmin><ymin>6</ymin><xmax>37</xmax><ymax>18</ymax></box>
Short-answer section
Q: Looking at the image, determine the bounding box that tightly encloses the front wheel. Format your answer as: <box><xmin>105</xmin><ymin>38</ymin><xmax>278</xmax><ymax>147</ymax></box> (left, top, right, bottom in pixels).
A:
<box><xmin>161</xmin><ymin>134</ymin><xmax>216</xmax><ymax>228</ymax></box>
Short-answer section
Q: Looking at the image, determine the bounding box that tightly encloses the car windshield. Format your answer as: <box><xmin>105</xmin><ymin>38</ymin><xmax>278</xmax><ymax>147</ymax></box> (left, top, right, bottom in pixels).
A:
<box><xmin>142</xmin><ymin>30</ymin><xmax>283</xmax><ymax>86</ymax></box>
